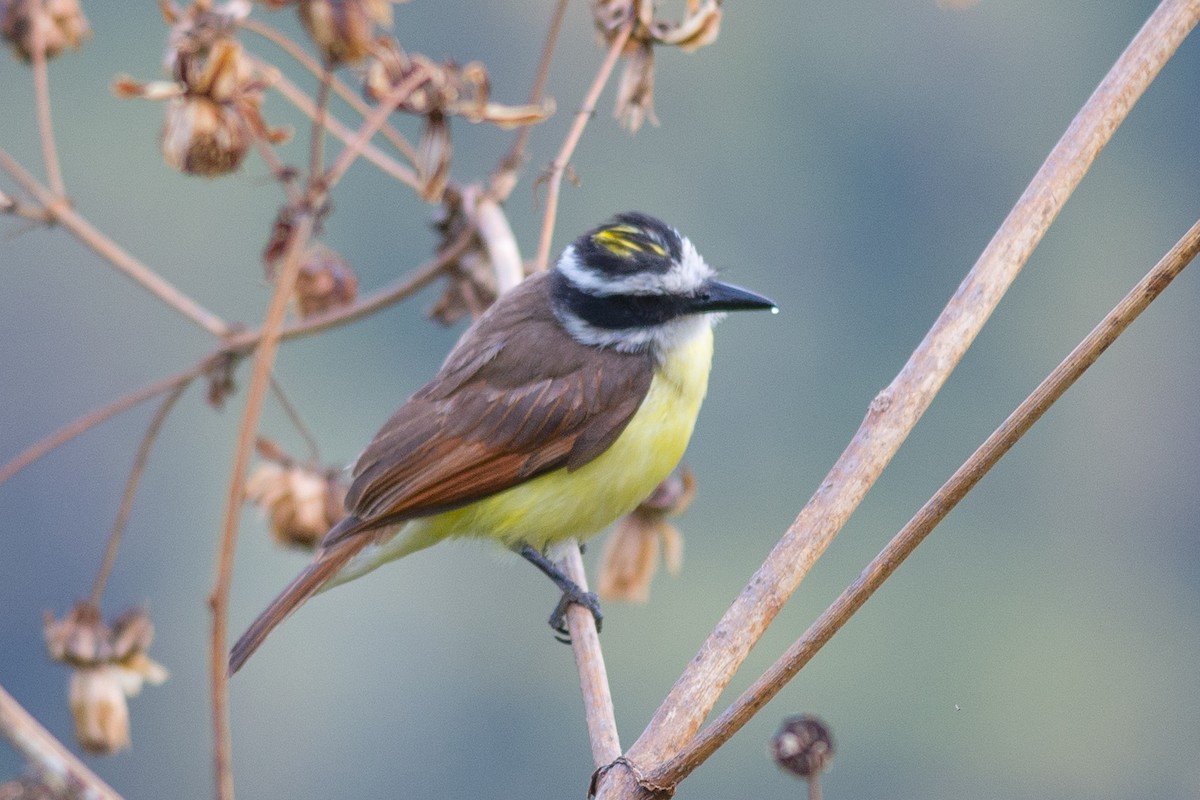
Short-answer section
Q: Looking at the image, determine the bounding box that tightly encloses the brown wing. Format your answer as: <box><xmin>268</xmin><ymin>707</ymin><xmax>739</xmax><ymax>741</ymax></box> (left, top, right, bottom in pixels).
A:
<box><xmin>333</xmin><ymin>273</ymin><xmax>654</xmax><ymax>540</ymax></box>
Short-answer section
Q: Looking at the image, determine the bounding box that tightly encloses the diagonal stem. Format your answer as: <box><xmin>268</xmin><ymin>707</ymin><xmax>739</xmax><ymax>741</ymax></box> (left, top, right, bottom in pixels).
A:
<box><xmin>650</xmin><ymin>213</ymin><xmax>1200</xmax><ymax>787</ymax></box>
<box><xmin>533</xmin><ymin>20</ymin><xmax>633</xmax><ymax>272</ymax></box>
<box><xmin>604</xmin><ymin>0</ymin><xmax>1200</xmax><ymax>793</ymax></box>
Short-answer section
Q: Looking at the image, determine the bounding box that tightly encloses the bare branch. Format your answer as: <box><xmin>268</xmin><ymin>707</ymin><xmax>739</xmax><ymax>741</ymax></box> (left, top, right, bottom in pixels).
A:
<box><xmin>208</xmin><ymin>212</ymin><xmax>316</xmax><ymax>800</ymax></box>
<box><xmin>559</xmin><ymin>543</ymin><xmax>621</xmax><ymax>769</ymax></box>
<box><xmin>241</xmin><ymin>17</ymin><xmax>420</xmax><ymax>165</ymax></box>
<box><xmin>30</xmin><ymin>11</ymin><xmax>65</xmax><ymax>198</ymax></box>
<box><xmin>0</xmin><ymin>682</ymin><xmax>125</xmax><ymax>800</ymax></box>
<box><xmin>533</xmin><ymin>20</ymin><xmax>633</xmax><ymax>272</ymax></box>
<box><xmin>650</xmin><ymin>213</ymin><xmax>1200</xmax><ymax>788</ymax></box>
<box><xmin>0</xmin><ymin>147</ymin><xmax>232</xmax><ymax>338</ymax></box>
<box><xmin>599</xmin><ymin>0</ymin><xmax>1200</xmax><ymax>794</ymax></box>
<box><xmin>252</xmin><ymin>56</ymin><xmax>422</xmax><ymax>191</ymax></box>
<box><xmin>89</xmin><ymin>379</ymin><xmax>193</xmax><ymax>607</ymax></box>
<box><xmin>0</xmin><ymin>362</ymin><xmax>207</xmax><ymax>488</ymax></box>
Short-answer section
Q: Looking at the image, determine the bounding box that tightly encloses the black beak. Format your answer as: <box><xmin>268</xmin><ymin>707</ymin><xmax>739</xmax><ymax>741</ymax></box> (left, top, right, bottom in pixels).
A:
<box><xmin>689</xmin><ymin>280</ymin><xmax>778</xmax><ymax>314</ymax></box>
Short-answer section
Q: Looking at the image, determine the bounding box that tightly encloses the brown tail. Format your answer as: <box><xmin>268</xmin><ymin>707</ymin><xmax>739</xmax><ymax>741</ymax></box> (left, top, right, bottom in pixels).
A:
<box><xmin>229</xmin><ymin>517</ymin><xmax>370</xmax><ymax>675</ymax></box>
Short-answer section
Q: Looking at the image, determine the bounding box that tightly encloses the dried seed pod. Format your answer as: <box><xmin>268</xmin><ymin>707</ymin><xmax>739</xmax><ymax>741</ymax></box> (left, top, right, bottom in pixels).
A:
<box><xmin>772</xmin><ymin>714</ymin><xmax>835</xmax><ymax>779</ymax></box>
<box><xmin>597</xmin><ymin>467</ymin><xmax>695</xmax><ymax>602</ymax></box>
<box><xmin>0</xmin><ymin>0</ymin><xmax>91</xmax><ymax>63</ymax></box>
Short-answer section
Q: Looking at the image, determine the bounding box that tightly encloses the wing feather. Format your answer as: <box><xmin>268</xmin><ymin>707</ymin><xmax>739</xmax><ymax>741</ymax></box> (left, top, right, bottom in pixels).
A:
<box><xmin>333</xmin><ymin>273</ymin><xmax>654</xmax><ymax>542</ymax></box>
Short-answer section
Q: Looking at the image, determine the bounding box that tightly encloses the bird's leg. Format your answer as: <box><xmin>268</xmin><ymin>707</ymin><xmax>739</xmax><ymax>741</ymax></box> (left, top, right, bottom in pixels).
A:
<box><xmin>516</xmin><ymin>543</ymin><xmax>603</xmax><ymax>642</ymax></box>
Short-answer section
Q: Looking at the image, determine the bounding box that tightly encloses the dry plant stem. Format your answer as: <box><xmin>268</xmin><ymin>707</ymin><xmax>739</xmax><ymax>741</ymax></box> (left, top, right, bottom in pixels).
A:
<box><xmin>0</xmin><ymin>683</ymin><xmax>125</xmax><ymax>800</ymax></box>
<box><xmin>309</xmin><ymin>66</ymin><xmax>332</xmax><ymax>185</ymax></box>
<box><xmin>0</xmin><ymin>362</ymin><xmax>206</xmax><ymax>487</ymax></box>
<box><xmin>323</xmin><ymin>67</ymin><xmax>432</xmax><ymax>190</ymax></box>
<box><xmin>269</xmin><ymin>374</ymin><xmax>321</xmax><ymax>463</ymax></box>
<box><xmin>252</xmin><ymin>138</ymin><xmax>302</xmax><ymax>205</ymax></box>
<box><xmin>30</xmin><ymin>17</ymin><xmax>65</xmax><ymax>198</ymax></box>
<box><xmin>208</xmin><ymin>212</ymin><xmax>316</xmax><ymax>800</ymax></box>
<box><xmin>652</xmin><ymin>215</ymin><xmax>1200</xmax><ymax>788</ymax></box>
<box><xmin>491</xmin><ymin>0</ymin><xmax>568</xmax><ymax>201</ymax></box>
<box><xmin>254</xmin><ymin>58</ymin><xmax>421</xmax><ymax>191</ymax></box>
<box><xmin>558</xmin><ymin>543</ymin><xmax>621</xmax><ymax>768</ymax></box>
<box><xmin>0</xmin><ymin>147</ymin><xmax>231</xmax><ymax>338</ymax></box>
<box><xmin>596</xmin><ymin>1</ymin><xmax>1200</xmax><ymax>794</ymax></box>
<box><xmin>0</xmin><ymin>234</ymin><xmax>470</xmax><ymax>489</ymax></box>
<box><xmin>89</xmin><ymin>380</ymin><xmax>192</xmax><ymax>607</ymax></box>
<box><xmin>467</xmin><ymin>189</ymin><xmax>523</xmax><ymax>292</ymax></box>
<box><xmin>533</xmin><ymin>21</ymin><xmax>633</xmax><ymax>272</ymax></box>
<box><xmin>241</xmin><ymin>19</ymin><xmax>419</xmax><ymax>165</ymax></box>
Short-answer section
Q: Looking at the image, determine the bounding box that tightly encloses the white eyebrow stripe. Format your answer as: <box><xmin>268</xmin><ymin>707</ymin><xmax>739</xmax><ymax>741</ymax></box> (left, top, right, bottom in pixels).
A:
<box><xmin>555</xmin><ymin>239</ymin><xmax>715</xmax><ymax>297</ymax></box>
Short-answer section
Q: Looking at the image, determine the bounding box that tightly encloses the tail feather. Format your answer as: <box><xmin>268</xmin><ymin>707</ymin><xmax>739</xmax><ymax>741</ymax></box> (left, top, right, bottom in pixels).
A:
<box><xmin>229</xmin><ymin>518</ymin><xmax>370</xmax><ymax>675</ymax></box>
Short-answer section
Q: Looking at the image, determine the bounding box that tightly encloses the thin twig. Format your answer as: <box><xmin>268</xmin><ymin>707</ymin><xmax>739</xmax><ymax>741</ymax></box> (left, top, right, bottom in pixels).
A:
<box><xmin>251</xmin><ymin>137</ymin><xmax>302</xmax><ymax>205</ymax></box>
<box><xmin>650</xmin><ymin>214</ymin><xmax>1200</xmax><ymax>788</ymax></box>
<box><xmin>241</xmin><ymin>18</ymin><xmax>420</xmax><ymax>165</ymax></box>
<box><xmin>30</xmin><ymin>11</ymin><xmax>65</xmax><ymax>198</ymax></box>
<box><xmin>209</xmin><ymin>212</ymin><xmax>316</xmax><ymax>800</ymax></box>
<box><xmin>0</xmin><ymin>683</ymin><xmax>125</xmax><ymax>800</ymax></box>
<box><xmin>559</xmin><ymin>543</ymin><xmax>622</xmax><ymax>768</ymax></box>
<box><xmin>269</xmin><ymin>374</ymin><xmax>321</xmax><ymax>464</ymax></box>
<box><xmin>89</xmin><ymin>380</ymin><xmax>193</xmax><ymax>607</ymax></box>
<box><xmin>490</xmin><ymin>0</ymin><xmax>569</xmax><ymax>202</ymax></box>
<box><xmin>309</xmin><ymin>65</ymin><xmax>332</xmax><ymax>189</ymax></box>
<box><xmin>251</xmin><ymin>56</ymin><xmax>422</xmax><ymax>191</ymax></box>
<box><xmin>533</xmin><ymin>21</ymin><xmax>633</xmax><ymax>272</ymax></box>
<box><xmin>0</xmin><ymin>147</ymin><xmax>231</xmax><ymax>338</ymax></box>
<box><xmin>322</xmin><ymin>66</ymin><xmax>433</xmax><ymax>190</ymax></box>
<box><xmin>0</xmin><ymin>236</ymin><xmax>469</xmax><ymax>490</ymax></box>
<box><xmin>0</xmin><ymin>362</ymin><xmax>207</xmax><ymax>487</ymax></box>
<box><xmin>598</xmin><ymin>1</ymin><xmax>1200</xmax><ymax>795</ymax></box>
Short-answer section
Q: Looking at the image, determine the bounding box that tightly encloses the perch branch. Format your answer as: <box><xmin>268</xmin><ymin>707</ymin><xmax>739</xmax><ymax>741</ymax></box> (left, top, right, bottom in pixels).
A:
<box><xmin>650</xmin><ymin>214</ymin><xmax>1200</xmax><ymax>787</ymax></box>
<box><xmin>598</xmin><ymin>0</ymin><xmax>1200</xmax><ymax>795</ymax></box>
<box><xmin>0</xmin><ymin>683</ymin><xmax>125</xmax><ymax>800</ymax></box>
<box><xmin>30</xmin><ymin>17</ymin><xmax>65</xmax><ymax>198</ymax></box>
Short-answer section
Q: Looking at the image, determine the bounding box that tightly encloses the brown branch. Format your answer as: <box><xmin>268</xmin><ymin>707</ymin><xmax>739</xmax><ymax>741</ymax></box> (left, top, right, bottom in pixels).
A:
<box><xmin>30</xmin><ymin>16</ymin><xmax>65</xmax><ymax>198</ymax></box>
<box><xmin>533</xmin><ymin>21</ymin><xmax>633</xmax><ymax>272</ymax></box>
<box><xmin>0</xmin><ymin>362</ymin><xmax>207</xmax><ymax>488</ymax></box>
<box><xmin>89</xmin><ymin>379</ymin><xmax>193</xmax><ymax>607</ymax></box>
<box><xmin>208</xmin><ymin>212</ymin><xmax>316</xmax><ymax>800</ymax></box>
<box><xmin>309</xmin><ymin>65</ymin><xmax>333</xmax><ymax>187</ymax></box>
<box><xmin>0</xmin><ymin>147</ymin><xmax>231</xmax><ymax>338</ymax></box>
<box><xmin>596</xmin><ymin>1</ymin><xmax>1200</xmax><ymax>795</ymax></box>
<box><xmin>558</xmin><ymin>543</ymin><xmax>621</xmax><ymax>768</ymax></box>
<box><xmin>241</xmin><ymin>18</ymin><xmax>420</xmax><ymax>165</ymax></box>
<box><xmin>0</xmin><ymin>682</ymin><xmax>125</xmax><ymax>800</ymax></box>
<box><xmin>650</xmin><ymin>213</ymin><xmax>1200</xmax><ymax>788</ymax></box>
<box><xmin>490</xmin><ymin>0</ymin><xmax>569</xmax><ymax>202</ymax></box>
<box><xmin>268</xmin><ymin>374</ymin><xmax>321</xmax><ymax>464</ymax></box>
<box><xmin>250</xmin><ymin>56</ymin><xmax>422</xmax><ymax>191</ymax></box>
<box><xmin>0</xmin><ymin>232</ymin><xmax>468</xmax><ymax>491</ymax></box>
<box><xmin>322</xmin><ymin>66</ymin><xmax>433</xmax><ymax>191</ymax></box>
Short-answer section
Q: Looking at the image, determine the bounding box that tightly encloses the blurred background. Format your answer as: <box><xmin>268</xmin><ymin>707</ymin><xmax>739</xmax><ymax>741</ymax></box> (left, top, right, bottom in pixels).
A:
<box><xmin>2</xmin><ymin>1</ymin><xmax>1199</xmax><ymax>798</ymax></box>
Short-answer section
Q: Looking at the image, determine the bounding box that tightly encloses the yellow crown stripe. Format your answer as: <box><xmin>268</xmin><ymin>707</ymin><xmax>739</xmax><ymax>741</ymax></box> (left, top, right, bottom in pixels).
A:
<box><xmin>593</xmin><ymin>226</ymin><xmax>668</xmax><ymax>258</ymax></box>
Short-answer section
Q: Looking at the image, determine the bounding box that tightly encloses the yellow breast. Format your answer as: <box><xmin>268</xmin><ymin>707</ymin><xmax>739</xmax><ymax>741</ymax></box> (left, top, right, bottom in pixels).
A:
<box><xmin>424</xmin><ymin>325</ymin><xmax>715</xmax><ymax>549</ymax></box>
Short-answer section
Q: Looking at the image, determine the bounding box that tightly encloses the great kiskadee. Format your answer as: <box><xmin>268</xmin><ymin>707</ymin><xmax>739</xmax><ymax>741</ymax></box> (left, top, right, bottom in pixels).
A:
<box><xmin>229</xmin><ymin>212</ymin><xmax>775</xmax><ymax>674</ymax></box>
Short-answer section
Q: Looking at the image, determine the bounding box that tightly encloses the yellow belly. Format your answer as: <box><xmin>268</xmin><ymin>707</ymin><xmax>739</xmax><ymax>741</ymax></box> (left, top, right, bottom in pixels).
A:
<box><xmin>431</xmin><ymin>325</ymin><xmax>715</xmax><ymax>548</ymax></box>
<box><xmin>334</xmin><ymin>326</ymin><xmax>716</xmax><ymax>583</ymax></box>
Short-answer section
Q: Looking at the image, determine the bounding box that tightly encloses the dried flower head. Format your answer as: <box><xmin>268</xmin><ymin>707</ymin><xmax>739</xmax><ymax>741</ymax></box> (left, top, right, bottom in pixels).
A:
<box><xmin>598</xmin><ymin>467</ymin><xmax>695</xmax><ymax>602</ymax></box>
<box><xmin>299</xmin><ymin>0</ymin><xmax>397</xmax><ymax>65</ymax></box>
<box><xmin>44</xmin><ymin>603</ymin><xmax>168</xmax><ymax>755</ymax></box>
<box><xmin>246</xmin><ymin>439</ymin><xmax>346</xmax><ymax>549</ymax></box>
<box><xmin>427</xmin><ymin>189</ymin><xmax>528</xmax><ymax>325</ymax></box>
<box><xmin>115</xmin><ymin>2</ymin><xmax>287</xmax><ymax>176</ymax></box>
<box><xmin>771</xmin><ymin>714</ymin><xmax>835</xmax><ymax>780</ymax></box>
<box><xmin>0</xmin><ymin>0</ymin><xmax>91</xmax><ymax>63</ymax></box>
<box><xmin>291</xmin><ymin>242</ymin><xmax>359</xmax><ymax>318</ymax></box>
<box><xmin>594</xmin><ymin>0</ymin><xmax>722</xmax><ymax>131</ymax></box>
<box><xmin>364</xmin><ymin>40</ymin><xmax>553</xmax><ymax>127</ymax></box>
<box><xmin>0</xmin><ymin>772</ymin><xmax>70</xmax><ymax>800</ymax></box>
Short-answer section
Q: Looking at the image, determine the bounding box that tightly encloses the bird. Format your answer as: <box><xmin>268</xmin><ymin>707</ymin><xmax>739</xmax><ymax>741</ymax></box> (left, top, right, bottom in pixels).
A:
<box><xmin>229</xmin><ymin>211</ymin><xmax>776</xmax><ymax>674</ymax></box>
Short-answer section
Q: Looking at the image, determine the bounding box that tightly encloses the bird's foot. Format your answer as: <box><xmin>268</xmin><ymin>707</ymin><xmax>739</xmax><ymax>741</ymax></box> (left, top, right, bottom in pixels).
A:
<box><xmin>549</xmin><ymin>585</ymin><xmax>604</xmax><ymax>644</ymax></box>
